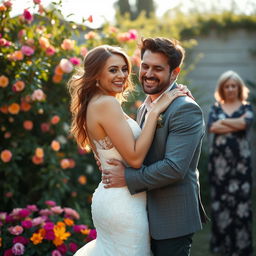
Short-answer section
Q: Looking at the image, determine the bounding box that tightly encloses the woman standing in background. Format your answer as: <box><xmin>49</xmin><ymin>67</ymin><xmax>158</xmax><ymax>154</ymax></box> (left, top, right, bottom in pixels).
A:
<box><xmin>208</xmin><ymin>70</ymin><xmax>254</xmax><ymax>256</ymax></box>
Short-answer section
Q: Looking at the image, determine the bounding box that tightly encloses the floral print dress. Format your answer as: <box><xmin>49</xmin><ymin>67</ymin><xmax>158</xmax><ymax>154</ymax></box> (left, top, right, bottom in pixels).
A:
<box><xmin>207</xmin><ymin>102</ymin><xmax>254</xmax><ymax>256</ymax></box>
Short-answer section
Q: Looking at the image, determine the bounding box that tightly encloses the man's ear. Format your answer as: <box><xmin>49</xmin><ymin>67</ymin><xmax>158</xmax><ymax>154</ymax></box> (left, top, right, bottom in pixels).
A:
<box><xmin>171</xmin><ymin>67</ymin><xmax>180</xmax><ymax>78</ymax></box>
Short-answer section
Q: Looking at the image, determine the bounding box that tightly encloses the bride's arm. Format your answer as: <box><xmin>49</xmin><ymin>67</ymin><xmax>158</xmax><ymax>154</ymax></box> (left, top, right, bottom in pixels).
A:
<box><xmin>97</xmin><ymin>90</ymin><xmax>185</xmax><ymax>168</ymax></box>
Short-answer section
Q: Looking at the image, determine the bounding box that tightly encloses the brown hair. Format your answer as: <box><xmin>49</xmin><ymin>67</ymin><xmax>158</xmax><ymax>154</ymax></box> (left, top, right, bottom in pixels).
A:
<box><xmin>214</xmin><ymin>70</ymin><xmax>249</xmax><ymax>103</ymax></box>
<box><xmin>139</xmin><ymin>37</ymin><xmax>185</xmax><ymax>72</ymax></box>
<box><xmin>67</xmin><ymin>45</ymin><xmax>133</xmax><ymax>148</ymax></box>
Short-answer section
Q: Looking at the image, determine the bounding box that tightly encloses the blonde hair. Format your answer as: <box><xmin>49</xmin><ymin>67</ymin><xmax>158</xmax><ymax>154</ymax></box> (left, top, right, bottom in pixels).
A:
<box><xmin>67</xmin><ymin>45</ymin><xmax>134</xmax><ymax>148</ymax></box>
<box><xmin>214</xmin><ymin>70</ymin><xmax>249</xmax><ymax>103</ymax></box>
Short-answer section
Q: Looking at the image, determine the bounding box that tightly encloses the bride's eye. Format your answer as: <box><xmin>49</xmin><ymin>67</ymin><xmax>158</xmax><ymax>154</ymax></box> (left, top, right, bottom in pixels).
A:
<box><xmin>109</xmin><ymin>68</ymin><xmax>117</xmax><ymax>73</ymax></box>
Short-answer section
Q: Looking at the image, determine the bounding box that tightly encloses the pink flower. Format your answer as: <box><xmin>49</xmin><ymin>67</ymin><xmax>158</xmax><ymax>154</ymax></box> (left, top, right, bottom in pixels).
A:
<box><xmin>8</xmin><ymin>225</ymin><xmax>23</xmax><ymax>235</ymax></box>
<box><xmin>18</xmin><ymin>30</ymin><xmax>26</xmax><ymax>39</ymax></box>
<box><xmin>21</xmin><ymin>45</ymin><xmax>34</xmax><ymax>56</ymax></box>
<box><xmin>23</xmin><ymin>9</ymin><xmax>33</xmax><ymax>22</ymax></box>
<box><xmin>69</xmin><ymin>242</ymin><xmax>78</xmax><ymax>253</ymax></box>
<box><xmin>32</xmin><ymin>216</ymin><xmax>46</xmax><ymax>226</ymax></box>
<box><xmin>88</xmin><ymin>229</ymin><xmax>97</xmax><ymax>240</ymax></box>
<box><xmin>45</xmin><ymin>230</ymin><xmax>55</xmax><ymax>240</ymax></box>
<box><xmin>33</xmin><ymin>0</ymin><xmax>41</xmax><ymax>4</ymax></box>
<box><xmin>26</xmin><ymin>205</ymin><xmax>38</xmax><ymax>212</ymax></box>
<box><xmin>21</xmin><ymin>220</ymin><xmax>32</xmax><ymax>229</ymax></box>
<box><xmin>45</xmin><ymin>200</ymin><xmax>57</xmax><ymax>207</ymax></box>
<box><xmin>51</xmin><ymin>250</ymin><xmax>61</xmax><ymax>256</ymax></box>
<box><xmin>80</xmin><ymin>47</ymin><xmax>88</xmax><ymax>57</ymax></box>
<box><xmin>46</xmin><ymin>46</ymin><xmax>56</xmax><ymax>56</ymax></box>
<box><xmin>51</xmin><ymin>206</ymin><xmax>63</xmax><ymax>214</ymax></box>
<box><xmin>13</xmin><ymin>236</ymin><xmax>29</xmax><ymax>245</ymax></box>
<box><xmin>44</xmin><ymin>222</ymin><xmax>54</xmax><ymax>230</ymax></box>
<box><xmin>69</xmin><ymin>57</ymin><xmax>81</xmax><ymax>66</ymax></box>
<box><xmin>128</xmin><ymin>29</ymin><xmax>138</xmax><ymax>40</ymax></box>
<box><xmin>64</xmin><ymin>208</ymin><xmax>80</xmax><ymax>220</ymax></box>
<box><xmin>4</xmin><ymin>249</ymin><xmax>13</xmax><ymax>256</ymax></box>
<box><xmin>31</xmin><ymin>89</ymin><xmax>46</xmax><ymax>101</ymax></box>
<box><xmin>73</xmin><ymin>224</ymin><xmax>87</xmax><ymax>233</ymax></box>
<box><xmin>3</xmin><ymin>1</ymin><xmax>12</xmax><ymax>8</ymax></box>
<box><xmin>12</xmin><ymin>242</ymin><xmax>25</xmax><ymax>255</ymax></box>
<box><xmin>59</xmin><ymin>58</ymin><xmax>73</xmax><ymax>73</ymax></box>
<box><xmin>39</xmin><ymin>209</ymin><xmax>53</xmax><ymax>216</ymax></box>
<box><xmin>19</xmin><ymin>209</ymin><xmax>30</xmax><ymax>218</ymax></box>
<box><xmin>57</xmin><ymin>243</ymin><xmax>68</xmax><ymax>254</ymax></box>
<box><xmin>41</xmin><ymin>122</ymin><xmax>50</xmax><ymax>132</ymax></box>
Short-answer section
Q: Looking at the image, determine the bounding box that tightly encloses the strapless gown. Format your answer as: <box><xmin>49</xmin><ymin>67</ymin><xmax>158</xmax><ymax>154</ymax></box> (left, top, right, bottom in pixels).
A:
<box><xmin>74</xmin><ymin>118</ymin><xmax>151</xmax><ymax>256</ymax></box>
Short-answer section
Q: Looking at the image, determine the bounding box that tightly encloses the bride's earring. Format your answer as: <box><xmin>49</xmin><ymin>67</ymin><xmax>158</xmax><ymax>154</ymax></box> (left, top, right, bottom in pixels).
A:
<box><xmin>96</xmin><ymin>80</ymin><xmax>100</xmax><ymax>87</ymax></box>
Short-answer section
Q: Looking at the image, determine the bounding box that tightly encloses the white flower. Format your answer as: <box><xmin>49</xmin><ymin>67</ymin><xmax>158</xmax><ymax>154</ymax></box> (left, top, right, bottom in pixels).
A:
<box><xmin>217</xmin><ymin>210</ymin><xmax>231</xmax><ymax>231</ymax></box>
<box><xmin>237</xmin><ymin>202</ymin><xmax>249</xmax><ymax>218</ymax></box>
<box><xmin>236</xmin><ymin>228</ymin><xmax>250</xmax><ymax>249</ymax></box>
<box><xmin>228</xmin><ymin>180</ymin><xmax>239</xmax><ymax>193</ymax></box>
<box><xmin>59</xmin><ymin>58</ymin><xmax>74</xmax><ymax>73</ymax></box>
<box><xmin>241</xmin><ymin>182</ymin><xmax>250</xmax><ymax>194</ymax></box>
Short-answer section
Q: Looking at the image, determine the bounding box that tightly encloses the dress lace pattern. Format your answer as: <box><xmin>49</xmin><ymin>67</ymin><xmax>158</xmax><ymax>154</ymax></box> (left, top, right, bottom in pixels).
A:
<box><xmin>93</xmin><ymin>136</ymin><xmax>113</xmax><ymax>150</ymax></box>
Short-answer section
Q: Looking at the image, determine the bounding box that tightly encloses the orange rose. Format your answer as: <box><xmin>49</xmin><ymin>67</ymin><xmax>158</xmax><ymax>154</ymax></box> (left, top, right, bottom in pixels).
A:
<box><xmin>51</xmin><ymin>140</ymin><xmax>60</xmax><ymax>151</ymax></box>
<box><xmin>0</xmin><ymin>75</ymin><xmax>9</xmax><ymax>88</ymax></box>
<box><xmin>35</xmin><ymin>147</ymin><xmax>44</xmax><ymax>158</ymax></box>
<box><xmin>78</xmin><ymin>175</ymin><xmax>87</xmax><ymax>185</ymax></box>
<box><xmin>0</xmin><ymin>105</ymin><xmax>8</xmax><ymax>114</ymax></box>
<box><xmin>51</xmin><ymin>115</ymin><xmax>60</xmax><ymax>125</ymax></box>
<box><xmin>52</xmin><ymin>74</ymin><xmax>62</xmax><ymax>83</ymax></box>
<box><xmin>61</xmin><ymin>39</ymin><xmax>75</xmax><ymax>51</ymax></box>
<box><xmin>32</xmin><ymin>155</ymin><xmax>44</xmax><ymax>165</ymax></box>
<box><xmin>1</xmin><ymin>149</ymin><xmax>12</xmax><ymax>163</ymax></box>
<box><xmin>13</xmin><ymin>81</ymin><xmax>25</xmax><ymax>92</ymax></box>
<box><xmin>20</xmin><ymin>101</ymin><xmax>31</xmax><ymax>112</ymax></box>
<box><xmin>8</xmin><ymin>103</ymin><xmax>20</xmax><ymax>114</ymax></box>
<box><xmin>23</xmin><ymin>120</ymin><xmax>33</xmax><ymax>130</ymax></box>
<box><xmin>60</xmin><ymin>159</ymin><xmax>70</xmax><ymax>169</ymax></box>
<box><xmin>54</xmin><ymin>65</ymin><xmax>64</xmax><ymax>75</ymax></box>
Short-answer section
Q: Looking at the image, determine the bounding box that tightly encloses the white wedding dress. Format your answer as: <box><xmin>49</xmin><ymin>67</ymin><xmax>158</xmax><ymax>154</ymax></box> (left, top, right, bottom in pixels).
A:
<box><xmin>74</xmin><ymin>118</ymin><xmax>151</xmax><ymax>256</ymax></box>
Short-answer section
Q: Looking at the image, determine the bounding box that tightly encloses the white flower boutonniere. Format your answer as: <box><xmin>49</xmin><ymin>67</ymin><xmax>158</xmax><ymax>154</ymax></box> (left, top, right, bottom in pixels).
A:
<box><xmin>157</xmin><ymin>114</ymin><xmax>164</xmax><ymax>128</ymax></box>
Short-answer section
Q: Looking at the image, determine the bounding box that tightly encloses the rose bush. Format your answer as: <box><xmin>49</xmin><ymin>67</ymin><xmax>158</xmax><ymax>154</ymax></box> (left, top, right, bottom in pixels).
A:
<box><xmin>0</xmin><ymin>0</ymin><xmax>140</xmax><ymax>227</ymax></box>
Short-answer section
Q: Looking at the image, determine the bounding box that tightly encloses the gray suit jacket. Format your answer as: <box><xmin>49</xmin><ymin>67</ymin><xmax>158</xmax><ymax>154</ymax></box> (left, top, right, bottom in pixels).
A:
<box><xmin>125</xmin><ymin>84</ymin><xmax>207</xmax><ymax>240</ymax></box>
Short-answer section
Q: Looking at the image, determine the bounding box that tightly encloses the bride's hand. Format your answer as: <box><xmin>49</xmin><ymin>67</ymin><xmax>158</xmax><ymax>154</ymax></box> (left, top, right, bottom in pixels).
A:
<box><xmin>152</xmin><ymin>88</ymin><xmax>187</xmax><ymax>114</ymax></box>
<box><xmin>177</xmin><ymin>84</ymin><xmax>195</xmax><ymax>100</ymax></box>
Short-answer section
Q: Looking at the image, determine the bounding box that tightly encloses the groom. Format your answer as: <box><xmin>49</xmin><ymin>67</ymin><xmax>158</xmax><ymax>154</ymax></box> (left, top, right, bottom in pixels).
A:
<box><xmin>102</xmin><ymin>37</ymin><xmax>208</xmax><ymax>256</ymax></box>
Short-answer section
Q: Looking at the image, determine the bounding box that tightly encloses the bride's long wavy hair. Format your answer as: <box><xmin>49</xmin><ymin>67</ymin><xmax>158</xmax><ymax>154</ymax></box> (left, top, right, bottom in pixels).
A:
<box><xmin>67</xmin><ymin>45</ymin><xmax>134</xmax><ymax>148</ymax></box>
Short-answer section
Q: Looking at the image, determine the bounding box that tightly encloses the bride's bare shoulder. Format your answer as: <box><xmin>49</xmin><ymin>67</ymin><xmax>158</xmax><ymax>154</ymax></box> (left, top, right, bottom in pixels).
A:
<box><xmin>90</xmin><ymin>95</ymin><xmax>121</xmax><ymax>111</ymax></box>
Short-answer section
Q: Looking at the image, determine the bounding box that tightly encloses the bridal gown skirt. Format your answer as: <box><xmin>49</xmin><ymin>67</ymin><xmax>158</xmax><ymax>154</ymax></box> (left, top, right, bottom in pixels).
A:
<box><xmin>74</xmin><ymin>182</ymin><xmax>151</xmax><ymax>256</ymax></box>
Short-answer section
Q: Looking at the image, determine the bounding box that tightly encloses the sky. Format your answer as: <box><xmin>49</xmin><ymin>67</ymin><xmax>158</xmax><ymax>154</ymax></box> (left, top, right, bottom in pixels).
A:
<box><xmin>6</xmin><ymin>0</ymin><xmax>256</xmax><ymax>28</ymax></box>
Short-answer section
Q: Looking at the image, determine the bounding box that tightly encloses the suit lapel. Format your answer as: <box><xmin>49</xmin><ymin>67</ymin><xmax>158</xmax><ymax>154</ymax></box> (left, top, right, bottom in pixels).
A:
<box><xmin>137</xmin><ymin>105</ymin><xmax>147</xmax><ymax>128</ymax></box>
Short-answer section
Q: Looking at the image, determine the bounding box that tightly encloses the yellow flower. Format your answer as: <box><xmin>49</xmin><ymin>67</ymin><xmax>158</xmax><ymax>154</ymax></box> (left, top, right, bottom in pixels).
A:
<box><xmin>30</xmin><ymin>232</ymin><xmax>43</xmax><ymax>245</ymax></box>
<box><xmin>53</xmin><ymin>224</ymin><xmax>71</xmax><ymax>246</ymax></box>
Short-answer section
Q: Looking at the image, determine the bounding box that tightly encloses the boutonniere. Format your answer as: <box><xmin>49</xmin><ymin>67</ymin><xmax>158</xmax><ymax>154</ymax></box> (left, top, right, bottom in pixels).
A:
<box><xmin>156</xmin><ymin>114</ymin><xmax>164</xmax><ymax>128</ymax></box>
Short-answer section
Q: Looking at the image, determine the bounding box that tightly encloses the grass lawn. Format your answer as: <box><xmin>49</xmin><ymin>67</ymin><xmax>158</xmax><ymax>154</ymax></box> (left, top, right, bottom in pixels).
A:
<box><xmin>191</xmin><ymin>189</ymin><xmax>256</xmax><ymax>256</ymax></box>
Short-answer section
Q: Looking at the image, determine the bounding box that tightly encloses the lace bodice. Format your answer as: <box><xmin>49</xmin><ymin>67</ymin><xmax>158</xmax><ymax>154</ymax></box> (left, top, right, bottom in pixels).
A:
<box><xmin>93</xmin><ymin>118</ymin><xmax>141</xmax><ymax>169</ymax></box>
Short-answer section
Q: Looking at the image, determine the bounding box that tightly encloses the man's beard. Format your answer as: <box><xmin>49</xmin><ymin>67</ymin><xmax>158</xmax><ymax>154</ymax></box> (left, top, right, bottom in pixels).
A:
<box><xmin>141</xmin><ymin>77</ymin><xmax>171</xmax><ymax>95</ymax></box>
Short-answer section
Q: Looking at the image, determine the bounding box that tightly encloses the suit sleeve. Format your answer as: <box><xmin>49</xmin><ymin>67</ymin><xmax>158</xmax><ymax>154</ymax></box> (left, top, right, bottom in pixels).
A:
<box><xmin>125</xmin><ymin>99</ymin><xmax>205</xmax><ymax>195</ymax></box>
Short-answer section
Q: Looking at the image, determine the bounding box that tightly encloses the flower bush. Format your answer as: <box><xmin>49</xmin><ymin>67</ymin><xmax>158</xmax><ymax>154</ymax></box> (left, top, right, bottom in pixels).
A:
<box><xmin>0</xmin><ymin>0</ymin><xmax>140</xmax><ymax>226</ymax></box>
<box><xmin>0</xmin><ymin>201</ymin><xmax>96</xmax><ymax>255</ymax></box>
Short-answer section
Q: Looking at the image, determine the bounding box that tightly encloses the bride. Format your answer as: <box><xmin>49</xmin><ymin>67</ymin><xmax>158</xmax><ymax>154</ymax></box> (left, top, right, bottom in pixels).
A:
<box><xmin>68</xmin><ymin>45</ymin><xmax>186</xmax><ymax>256</ymax></box>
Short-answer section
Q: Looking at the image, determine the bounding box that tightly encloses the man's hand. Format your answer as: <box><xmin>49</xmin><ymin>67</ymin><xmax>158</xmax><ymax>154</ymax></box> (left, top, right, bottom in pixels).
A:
<box><xmin>102</xmin><ymin>159</ymin><xmax>126</xmax><ymax>188</ymax></box>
